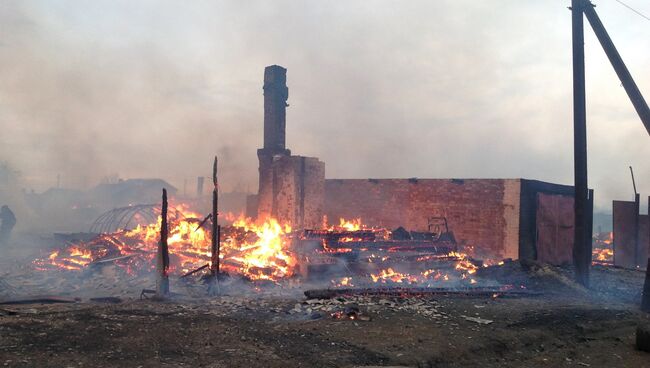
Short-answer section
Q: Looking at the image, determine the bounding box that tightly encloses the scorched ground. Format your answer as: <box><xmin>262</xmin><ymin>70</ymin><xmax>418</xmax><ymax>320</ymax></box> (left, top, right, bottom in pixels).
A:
<box><xmin>1</xmin><ymin>233</ymin><xmax>649</xmax><ymax>367</ymax></box>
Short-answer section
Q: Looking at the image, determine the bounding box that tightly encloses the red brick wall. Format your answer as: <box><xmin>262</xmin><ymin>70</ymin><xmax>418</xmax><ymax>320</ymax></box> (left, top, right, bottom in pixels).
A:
<box><xmin>324</xmin><ymin>179</ymin><xmax>518</xmax><ymax>257</ymax></box>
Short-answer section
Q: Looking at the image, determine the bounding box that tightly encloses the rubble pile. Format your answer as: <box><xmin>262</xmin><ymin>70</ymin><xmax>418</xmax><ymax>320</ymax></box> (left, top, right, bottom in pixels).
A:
<box><xmin>294</xmin><ymin>295</ymin><xmax>448</xmax><ymax>321</ymax></box>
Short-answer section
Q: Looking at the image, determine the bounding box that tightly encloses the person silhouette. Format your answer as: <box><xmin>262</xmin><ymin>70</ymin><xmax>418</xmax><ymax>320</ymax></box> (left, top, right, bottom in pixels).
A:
<box><xmin>0</xmin><ymin>205</ymin><xmax>16</xmax><ymax>245</ymax></box>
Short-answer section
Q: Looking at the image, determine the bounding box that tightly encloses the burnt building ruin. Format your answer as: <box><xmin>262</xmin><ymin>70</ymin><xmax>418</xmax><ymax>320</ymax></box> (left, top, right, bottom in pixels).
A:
<box><xmin>251</xmin><ymin>65</ymin><xmax>325</xmax><ymax>229</ymax></box>
<box><xmin>247</xmin><ymin>65</ymin><xmax>592</xmax><ymax>263</ymax></box>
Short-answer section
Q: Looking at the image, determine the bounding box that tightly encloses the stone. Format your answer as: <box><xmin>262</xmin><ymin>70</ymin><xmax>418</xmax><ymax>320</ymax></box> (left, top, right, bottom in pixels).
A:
<box><xmin>637</xmin><ymin>323</ymin><xmax>650</xmax><ymax>353</ymax></box>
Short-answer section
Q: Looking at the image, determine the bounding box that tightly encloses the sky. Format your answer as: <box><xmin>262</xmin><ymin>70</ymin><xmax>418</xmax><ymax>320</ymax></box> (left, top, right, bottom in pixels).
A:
<box><xmin>0</xmin><ymin>0</ymin><xmax>648</xmax><ymax>212</ymax></box>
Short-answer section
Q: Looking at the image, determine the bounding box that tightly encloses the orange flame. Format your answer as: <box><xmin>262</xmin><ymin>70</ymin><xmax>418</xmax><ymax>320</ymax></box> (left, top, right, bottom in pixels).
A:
<box><xmin>37</xmin><ymin>207</ymin><xmax>298</xmax><ymax>282</ymax></box>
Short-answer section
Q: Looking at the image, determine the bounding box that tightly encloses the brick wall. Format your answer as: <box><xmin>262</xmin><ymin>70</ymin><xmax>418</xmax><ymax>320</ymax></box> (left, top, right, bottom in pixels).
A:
<box><xmin>324</xmin><ymin>178</ymin><xmax>520</xmax><ymax>258</ymax></box>
<box><xmin>269</xmin><ymin>155</ymin><xmax>325</xmax><ymax>229</ymax></box>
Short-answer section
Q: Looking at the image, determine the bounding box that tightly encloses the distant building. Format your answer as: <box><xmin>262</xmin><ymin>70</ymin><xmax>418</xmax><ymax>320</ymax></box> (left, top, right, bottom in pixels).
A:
<box><xmin>87</xmin><ymin>179</ymin><xmax>177</xmax><ymax>208</ymax></box>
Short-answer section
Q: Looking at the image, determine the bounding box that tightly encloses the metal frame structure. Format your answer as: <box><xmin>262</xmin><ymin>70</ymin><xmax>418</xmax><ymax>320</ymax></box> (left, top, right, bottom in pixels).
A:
<box><xmin>89</xmin><ymin>204</ymin><xmax>182</xmax><ymax>234</ymax></box>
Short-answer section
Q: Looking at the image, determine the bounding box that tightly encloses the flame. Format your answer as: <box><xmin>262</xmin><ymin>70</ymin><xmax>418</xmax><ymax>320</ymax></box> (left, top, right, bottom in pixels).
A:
<box><xmin>324</xmin><ymin>217</ymin><xmax>363</xmax><ymax>231</ymax></box>
<box><xmin>371</xmin><ymin>268</ymin><xmax>415</xmax><ymax>283</ymax></box>
<box><xmin>448</xmin><ymin>251</ymin><xmax>479</xmax><ymax>276</ymax></box>
<box><xmin>331</xmin><ymin>276</ymin><xmax>354</xmax><ymax>287</ymax></box>
<box><xmin>225</xmin><ymin>216</ymin><xmax>296</xmax><ymax>281</ymax></box>
<box><xmin>592</xmin><ymin>247</ymin><xmax>614</xmax><ymax>263</ymax></box>
<box><xmin>37</xmin><ymin>207</ymin><xmax>297</xmax><ymax>282</ymax></box>
<box><xmin>37</xmin><ymin>208</ymin><xmax>506</xmax><ymax>287</ymax></box>
<box><xmin>592</xmin><ymin>232</ymin><xmax>614</xmax><ymax>264</ymax></box>
<box><xmin>367</xmin><ymin>267</ymin><xmax>453</xmax><ymax>285</ymax></box>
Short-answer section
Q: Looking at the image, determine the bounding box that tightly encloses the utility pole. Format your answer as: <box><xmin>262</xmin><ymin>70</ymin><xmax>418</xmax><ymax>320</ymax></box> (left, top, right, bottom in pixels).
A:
<box><xmin>641</xmin><ymin>196</ymin><xmax>650</xmax><ymax>313</ymax></box>
<box><xmin>572</xmin><ymin>0</ymin><xmax>590</xmax><ymax>287</ymax></box>
<box><xmin>569</xmin><ymin>0</ymin><xmax>650</xmax><ymax>286</ymax></box>
<box><xmin>582</xmin><ymin>3</ymin><xmax>650</xmax><ymax>136</ymax></box>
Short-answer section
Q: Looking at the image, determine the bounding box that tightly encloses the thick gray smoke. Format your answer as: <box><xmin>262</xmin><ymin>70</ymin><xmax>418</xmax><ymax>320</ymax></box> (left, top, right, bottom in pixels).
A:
<box><xmin>0</xmin><ymin>0</ymin><xmax>648</xmax><ymax>212</ymax></box>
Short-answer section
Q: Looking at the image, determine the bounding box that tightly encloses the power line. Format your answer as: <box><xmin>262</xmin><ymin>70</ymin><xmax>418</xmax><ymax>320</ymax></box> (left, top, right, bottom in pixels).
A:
<box><xmin>613</xmin><ymin>0</ymin><xmax>650</xmax><ymax>22</ymax></box>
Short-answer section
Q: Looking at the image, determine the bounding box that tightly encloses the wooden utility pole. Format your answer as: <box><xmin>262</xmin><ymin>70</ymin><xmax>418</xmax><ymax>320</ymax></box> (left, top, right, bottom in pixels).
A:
<box><xmin>568</xmin><ymin>0</ymin><xmax>650</xmax><ymax>287</ymax></box>
<box><xmin>572</xmin><ymin>0</ymin><xmax>590</xmax><ymax>287</ymax></box>
<box><xmin>156</xmin><ymin>188</ymin><xmax>170</xmax><ymax>296</ymax></box>
<box><xmin>641</xmin><ymin>196</ymin><xmax>650</xmax><ymax>312</ymax></box>
<box><xmin>210</xmin><ymin>156</ymin><xmax>220</xmax><ymax>276</ymax></box>
<box><xmin>582</xmin><ymin>3</ymin><xmax>650</xmax><ymax>136</ymax></box>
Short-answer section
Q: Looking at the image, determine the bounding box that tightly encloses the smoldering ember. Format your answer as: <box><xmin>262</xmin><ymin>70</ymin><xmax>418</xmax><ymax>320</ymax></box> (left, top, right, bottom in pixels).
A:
<box><xmin>1</xmin><ymin>2</ymin><xmax>650</xmax><ymax>368</ymax></box>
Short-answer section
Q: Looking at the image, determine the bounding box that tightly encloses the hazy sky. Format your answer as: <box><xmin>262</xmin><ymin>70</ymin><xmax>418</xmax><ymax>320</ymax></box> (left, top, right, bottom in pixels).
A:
<box><xmin>0</xmin><ymin>0</ymin><xmax>648</xmax><ymax>211</ymax></box>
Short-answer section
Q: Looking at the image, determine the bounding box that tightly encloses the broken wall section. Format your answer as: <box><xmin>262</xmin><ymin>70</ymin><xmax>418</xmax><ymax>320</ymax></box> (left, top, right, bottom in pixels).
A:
<box><xmin>323</xmin><ymin>178</ymin><xmax>520</xmax><ymax>259</ymax></box>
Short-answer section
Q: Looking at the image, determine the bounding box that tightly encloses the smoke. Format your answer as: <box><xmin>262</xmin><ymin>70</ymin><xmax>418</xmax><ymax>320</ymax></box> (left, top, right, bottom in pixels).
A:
<box><xmin>0</xmin><ymin>0</ymin><xmax>648</xmax><ymax>211</ymax></box>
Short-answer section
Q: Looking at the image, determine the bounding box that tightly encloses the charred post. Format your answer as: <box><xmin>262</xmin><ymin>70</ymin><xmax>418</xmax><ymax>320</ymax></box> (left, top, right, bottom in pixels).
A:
<box><xmin>644</xmin><ymin>196</ymin><xmax>650</xmax><ymax>312</ymax></box>
<box><xmin>642</xmin><ymin>259</ymin><xmax>650</xmax><ymax>312</ymax></box>
<box><xmin>156</xmin><ymin>188</ymin><xmax>170</xmax><ymax>296</ymax></box>
<box><xmin>210</xmin><ymin>156</ymin><xmax>220</xmax><ymax>276</ymax></box>
<box><xmin>634</xmin><ymin>193</ymin><xmax>641</xmax><ymax>267</ymax></box>
<box><xmin>571</xmin><ymin>0</ymin><xmax>590</xmax><ymax>287</ymax></box>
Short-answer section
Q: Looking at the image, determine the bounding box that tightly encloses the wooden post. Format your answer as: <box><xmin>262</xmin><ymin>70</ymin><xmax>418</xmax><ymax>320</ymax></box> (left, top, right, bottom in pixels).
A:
<box><xmin>210</xmin><ymin>156</ymin><xmax>220</xmax><ymax>276</ymax></box>
<box><xmin>156</xmin><ymin>188</ymin><xmax>170</xmax><ymax>296</ymax></box>
<box><xmin>572</xmin><ymin>0</ymin><xmax>590</xmax><ymax>287</ymax></box>
<box><xmin>586</xmin><ymin>189</ymin><xmax>594</xmax><ymax>268</ymax></box>
<box><xmin>634</xmin><ymin>193</ymin><xmax>641</xmax><ymax>266</ymax></box>
<box><xmin>643</xmin><ymin>196</ymin><xmax>650</xmax><ymax>312</ymax></box>
<box><xmin>642</xmin><ymin>259</ymin><xmax>650</xmax><ymax>312</ymax></box>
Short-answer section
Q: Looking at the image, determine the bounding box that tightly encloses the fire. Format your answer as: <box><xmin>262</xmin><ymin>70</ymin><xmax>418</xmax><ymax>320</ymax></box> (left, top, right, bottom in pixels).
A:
<box><xmin>448</xmin><ymin>251</ymin><xmax>479</xmax><ymax>275</ymax></box>
<box><xmin>331</xmin><ymin>277</ymin><xmax>354</xmax><ymax>287</ymax></box>
<box><xmin>592</xmin><ymin>232</ymin><xmax>614</xmax><ymax>264</ymax></box>
<box><xmin>371</xmin><ymin>268</ymin><xmax>418</xmax><ymax>283</ymax></box>
<box><xmin>592</xmin><ymin>247</ymin><xmax>614</xmax><ymax>263</ymax></box>
<box><xmin>37</xmin><ymin>208</ymin><xmax>504</xmax><ymax>288</ymax></box>
<box><xmin>369</xmin><ymin>268</ymin><xmax>452</xmax><ymax>284</ymax></box>
<box><xmin>323</xmin><ymin>217</ymin><xmax>372</xmax><ymax>232</ymax></box>
<box><xmin>37</xmin><ymin>206</ymin><xmax>298</xmax><ymax>282</ymax></box>
<box><xmin>224</xmin><ymin>216</ymin><xmax>296</xmax><ymax>281</ymax></box>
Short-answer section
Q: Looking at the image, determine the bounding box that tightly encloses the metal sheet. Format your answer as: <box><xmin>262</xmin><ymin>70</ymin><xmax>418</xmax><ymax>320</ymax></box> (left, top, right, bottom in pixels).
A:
<box><xmin>613</xmin><ymin>200</ymin><xmax>639</xmax><ymax>268</ymax></box>
<box><xmin>536</xmin><ymin>193</ymin><xmax>574</xmax><ymax>265</ymax></box>
<box><xmin>639</xmin><ymin>214</ymin><xmax>649</xmax><ymax>269</ymax></box>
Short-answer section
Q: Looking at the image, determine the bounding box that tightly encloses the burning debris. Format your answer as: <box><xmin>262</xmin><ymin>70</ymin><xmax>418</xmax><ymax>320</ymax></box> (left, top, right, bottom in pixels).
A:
<box><xmin>592</xmin><ymin>232</ymin><xmax>614</xmax><ymax>265</ymax></box>
<box><xmin>35</xmin><ymin>207</ymin><xmax>296</xmax><ymax>282</ymax></box>
<box><xmin>32</xmin><ymin>199</ymin><xmax>507</xmax><ymax>294</ymax></box>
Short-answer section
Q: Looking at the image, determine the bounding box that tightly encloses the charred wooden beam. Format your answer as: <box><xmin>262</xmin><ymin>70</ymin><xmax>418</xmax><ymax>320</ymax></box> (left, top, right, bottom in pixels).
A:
<box><xmin>582</xmin><ymin>2</ymin><xmax>650</xmax><ymax>136</ymax></box>
<box><xmin>0</xmin><ymin>296</ymin><xmax>78</xmax><ymax>305</ymax></box>
<box><xmin>326</xmin><ymin>241</ymin><xmax>455</xmax><ymax>253</ymax></box>
<box><xmin>194</xmin><ymin>213</ymin><xmax>212</xmax><ymax>232</ymax></box>
<box><xmin>90</xmin><ymin>254</ymin><xmax>135</xmax><ymax>266</ymax></box>
<box><xmin>180</xmin><ymin>263</ymin><xmax>210</xmax><ymax>279</ymax></box>
<box><xmin>303</xmin><ymin>230</ymin><xmax>378</xmax><ymax>243</ymax></box>
<box><xmin>210</xmin><ymin>156</ymin><xmax>220</xmax><ymax>276</ymax></box>
<box><xmin>304</xmin><ymin>287</ymin><xmax>542</xmax><ymax>300</ymax></box>
<box><xmin>156</xmin><ymin>188</ymin><xmax>170</xmax><ymax>297</ymax></box>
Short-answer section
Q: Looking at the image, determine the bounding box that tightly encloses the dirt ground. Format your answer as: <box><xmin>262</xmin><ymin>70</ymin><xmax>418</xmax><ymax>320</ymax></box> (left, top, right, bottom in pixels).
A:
<box><xmin>1</xmin><ymin>235</ymin><xmax>650</xmax><ymax>367</ymax></box>
<box><xmin>1</xmin><ymin>281</ymin><xmax>649</xmax><ymax>367</ymax></box>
